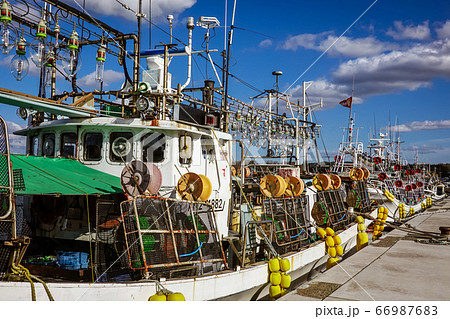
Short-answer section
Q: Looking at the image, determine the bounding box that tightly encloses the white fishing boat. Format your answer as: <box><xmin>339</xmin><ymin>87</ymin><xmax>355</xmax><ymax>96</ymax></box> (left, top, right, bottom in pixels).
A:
<box><xmin>0</xmin><ymin>0</ymin><xmax>438</xmax><ymax>302</ymax></box>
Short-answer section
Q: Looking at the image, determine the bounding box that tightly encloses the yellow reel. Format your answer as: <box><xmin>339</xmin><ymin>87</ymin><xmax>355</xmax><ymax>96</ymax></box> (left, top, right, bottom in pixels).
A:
<box><xmin>177</xmin><ymin>173</ymin><xmax>212</xmax><ymax>201</ymax></box>
<box><xmin>284</xmin><ymin>176</ymin><xmax>304</xmax><ymax>197</ymax></box>
<box><xmin>349</xmin><ymin>167</ymin><xmax>364</xmax><ymax>181</ymax></box>
<box><xmin>259</xmin><ymin>175</ymin><xmax>286</xmax><ymax>197</ymax></box>
<box><xmin>312</xmin><ymin>174</ymin><xmax>331</xmax><ymax>191</ymax></box>
<box><xmin>329</xmin><ymin>174</ymin><xmax>342</xmax><ymax>190</ymax></box>
<box><xmin>361</xmin><ymin>167</ymin><xmax>370</xmax><ymax>180</ymax></box>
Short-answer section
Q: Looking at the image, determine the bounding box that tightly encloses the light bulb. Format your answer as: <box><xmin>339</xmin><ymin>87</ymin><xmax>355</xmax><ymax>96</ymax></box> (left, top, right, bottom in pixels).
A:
<box><xmin>95</xmin><ymin>59</ymin><xmax>104</xmax><ymax>83</ymax></box>
<box><xmin>0</xmin><ymin>22</ymin><xmax>17</xmax><ymax>54</ymax></box>
<box><xmin>10</xmin><ymin>54</ymin><xmax>29</xmax><ymax>81</ymax></box>
<box><xmin>29</xmin><ymin>37</ymin><xmax>48</xmax><ymax>67</ymax></box>
<box><xmin>95</xmin><ymin>43</ymin><xmax>106</xmax><ymax>83</ymax></box>
<box><xmin>60</xmin><ymin>47</ymin><xmax>81</xmax><ymax>77</ymax></box>
<box><xmin>10</xmin><ymin>34</ymin><xmax>29</xmax><ymax>81</ymax></box>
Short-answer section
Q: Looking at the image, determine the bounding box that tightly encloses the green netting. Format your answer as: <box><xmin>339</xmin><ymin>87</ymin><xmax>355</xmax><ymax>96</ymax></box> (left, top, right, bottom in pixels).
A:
<box><xmin>10</xmin><ymin>155</ymin><xmax>123</xmax><ymax>195</ymax></box>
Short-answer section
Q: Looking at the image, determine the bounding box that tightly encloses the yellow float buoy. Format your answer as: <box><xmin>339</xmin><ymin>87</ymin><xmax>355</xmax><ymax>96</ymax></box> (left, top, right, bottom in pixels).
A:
<box><xmin>358</xmin><ymin>223</ymin><xmax>366</xmax><ymax>231</ymax></box>
<box><xmin>269</xmin><ymin>285</ymin><xmax>282</xmax><ymax>298</ymax></box>
<box><xmin>355</xmin><ymin>216</ymin><xmax>364</xmax><ymax>224</ymax></box>
<box><xmin>280</xmin><ymin>258</ymin><xmax>290</xmax><ymax>272</ymax></box>
<box><xmin>357</xmin><ymin>232</ymin><xmax>368</xmax><ymax>251</ymax></box>
<box><xmin>336</xmin><ymin>245</ymin><xmax>344</xmax><ymax>256</ymax></box>
<box><xmin>326</xmin><ymin>257</ymin><xmax>339</xmax><ymax>269</ymax></box>
<box><xmin>167</xmin><ymin>292</ymin><xmax>186</xmax><ymax>301</ymax></box>
<box><xmin>281</xmin><ymin>273</ymin><xmax>291</xmax><ymax>289</ymax></box>
<box><xmin>328</xmin><ymin>246</ymin><xmax>337</xmax><ymax>258</ymax></box>
<box><xmin>148</xmin><ymin>292</ymin><xmax>167</xmax><ymax>301</ymax></box>
<box><xmin>270</xmin><ymin>272</ymin><xmax>282</xmax><ymax>286</ymax></box>
<box><xmin>333</xmin><ymin>235</ymin><xmax>342</xmax><ymax>245</ymax></box>
<box><xmin>316</xmin><ymin>228</ymin><xmax>327</xmax><ymax>239</ymax></box>
<box><xmin>325</xmin><ymin>227</ymin><xmax>335</xmax><ymax>237</ymax></box>
<box><xmin>325</xmin><ymin>236</ymin><xmax>335</xmax><ymax>247</ymax></box>
<box><xmin>268</xmin><ymin>258</ymin><xmax>280</xmax><ymax>272</ymax></box>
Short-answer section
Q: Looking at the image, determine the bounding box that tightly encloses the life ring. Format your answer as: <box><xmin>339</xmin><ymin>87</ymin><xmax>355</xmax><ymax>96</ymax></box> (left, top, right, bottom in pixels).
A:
<box><xmin>394</xmin><ymin>164</ymin><xmax>401</xmax><ymax>171</ymax></box>
<box><xmin>415</xmin><ymin>168</ymin><xmax>422</xmax><ymax>174</ymax></box>
<box><xmin>405</xmin><ymin>185</ymin><xmax>412</xmax><ymax>192</ymax></box>
<box><xmin>378</xmin><ymin>172</ymin><xmax>387</xmax><ymax>181</ymax></box>
<box><xmin>395</xmin><ymin>180</ymin><xmax>403</xmax><ymax>187</ymax></box>
<box><xmin>411</xmin><ymin>183</ymin><xmax>417</xmax><ymax>190</ymax></box>
<box><xmin>373</xmin><ymin>157</ymin><xmax>382</xmax><ymax>164</ymax></box>
<box><xmin>417</xmin><ymin>181</ymin><xmax>423</xmax><ymax>187</ymax></box>
<box><xmin>406</xmin><ymin>169</ymin><xmax>411</xmax><ymax>176</ymax></box>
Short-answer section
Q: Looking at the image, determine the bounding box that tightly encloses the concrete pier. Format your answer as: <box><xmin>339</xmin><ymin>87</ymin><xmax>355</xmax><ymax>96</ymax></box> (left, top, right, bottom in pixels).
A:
<box><xmin>280</xmin><ymin>198</ymin><xmax>450</xmax><ymax>301</ymax></box>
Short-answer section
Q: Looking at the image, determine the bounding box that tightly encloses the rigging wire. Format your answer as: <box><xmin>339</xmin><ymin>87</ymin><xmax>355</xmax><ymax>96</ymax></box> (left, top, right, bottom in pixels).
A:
<box><xmin>283</xmin><ymin>0</ymin><xmax>379</xmax><ymax>94</ymax></box>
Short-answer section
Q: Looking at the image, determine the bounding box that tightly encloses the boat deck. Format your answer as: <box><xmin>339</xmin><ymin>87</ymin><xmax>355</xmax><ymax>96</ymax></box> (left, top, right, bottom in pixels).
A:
<box><xmin>280</xmin><ymin>198</ymin><xmax>450</xmax><ymax>301</ymax></box>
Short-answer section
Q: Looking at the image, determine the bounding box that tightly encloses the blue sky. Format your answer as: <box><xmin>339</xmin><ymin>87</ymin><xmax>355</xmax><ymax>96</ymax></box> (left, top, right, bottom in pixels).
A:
<box><xmin>1</xmin><ymin>0</ymin><xmax>450</xmax><ymax>164</ymax></box>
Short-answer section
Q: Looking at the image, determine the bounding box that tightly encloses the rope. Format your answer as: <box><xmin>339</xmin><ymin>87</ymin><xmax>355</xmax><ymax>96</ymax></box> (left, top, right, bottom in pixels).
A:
<box><xmin>8</xmin><ymin>263</ymin><xmax>54</xmax><ymax>301</ymax></box>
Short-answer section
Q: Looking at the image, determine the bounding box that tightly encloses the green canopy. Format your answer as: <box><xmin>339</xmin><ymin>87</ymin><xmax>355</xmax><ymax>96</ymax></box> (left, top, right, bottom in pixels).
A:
<box><xmin>10</xmin><ymin>155</ymin><xmax>123</xmax><ymax>195</ymax></box>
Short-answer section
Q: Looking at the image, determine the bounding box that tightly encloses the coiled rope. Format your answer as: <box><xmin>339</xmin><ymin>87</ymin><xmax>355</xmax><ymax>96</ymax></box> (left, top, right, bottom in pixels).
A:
<box><xmin>7</xmin><ymin>263</ymin><xmax>54</xmax><ymax>301</ymax></box>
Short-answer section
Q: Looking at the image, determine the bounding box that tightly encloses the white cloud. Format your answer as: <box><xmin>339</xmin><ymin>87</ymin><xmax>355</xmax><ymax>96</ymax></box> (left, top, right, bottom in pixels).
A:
<box><xmin>281</xmin><ymin>32</ymin><xmax>397</xmax><ymax>58</ymax></box>
<box><xmin>77</xmin><ymin>69</ymin><xmax>123</xmax><ymax>88</ymax></box>
<box><xmin>287</xmin><ymin>79</ymin><xmax>361</xmax><ymax>110</ymax></box>
<box><xmin>5</xmin><ymin>121</ymin><xmax>26</xmax><ymax>154</ymax></box>
<box><xmin>436</xmin><ymin>20</ymin><xmax>450</xmax><ymax>39</ymax></box>
<box><xmin>62</xmin><ymin>0</ymin><xmax>197</xmax><ymax>22</ymax></box>
<box><xmin>259</xmin><ymin>39</ymin><xmax>273</xmax><ymax>48</ymax></box>
<box><xmin>390</xmin><ymin>120</ymin><xmax>450</xmax><ymax>132</ymax></box>
<box><xmin>332</xmin><ymin>39</ymin><xmax>450</xmax><ymax>97</ymax></box>
<box><xmin>386</xmin><ymin>21</ymin><xmax>431</xmax><ymax>40</ymax></box>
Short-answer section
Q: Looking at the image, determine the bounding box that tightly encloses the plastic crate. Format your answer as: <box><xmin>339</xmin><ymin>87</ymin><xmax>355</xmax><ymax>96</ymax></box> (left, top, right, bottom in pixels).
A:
<box><xmin>57</xmin><ymin>252</ymin><xmax>89</xmax><ymax>270</ymax></box>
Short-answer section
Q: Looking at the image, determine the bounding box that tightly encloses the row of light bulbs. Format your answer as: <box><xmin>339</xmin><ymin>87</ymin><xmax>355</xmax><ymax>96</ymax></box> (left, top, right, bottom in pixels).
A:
<box><xmin>230</xmin><ymin>110</ymin><xmax>305</xmax><ymax>154</ymax></box>
<box><xmin>0</xmin><ymin>0</ymin><xmax>106</xmax><ymax>83</ymax></box>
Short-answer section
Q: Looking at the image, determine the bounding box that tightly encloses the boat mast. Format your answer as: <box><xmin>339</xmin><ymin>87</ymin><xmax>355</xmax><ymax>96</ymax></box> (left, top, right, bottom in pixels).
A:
<box><xmin>222</xmin><ymin>0</ymin><xmax>237</xmax><ymax>132</ymax></box>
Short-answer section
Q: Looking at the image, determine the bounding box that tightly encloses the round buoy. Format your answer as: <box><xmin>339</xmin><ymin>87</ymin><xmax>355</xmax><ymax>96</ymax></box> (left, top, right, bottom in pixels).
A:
<box><xmin>177</xmin><ymin>173</ymin><xmax>212</xmax><ymax>201</ymax></box>
<box><xmin>378</xmin><ymin>172</ymin><xmax>387</xmax><ymax>181</ymax></box>
<box><xmin>411</xmin><ymin>183</ymin><xmax>417</xmax><ymax>190</ymax></box>
<box><xmin>312</xmin><ymin>174</ymin><xmax>332</xmax><ymax>191</ymax></box>
<box><xmin>395</xmin><ymin>180</ymin><xmax>403</xmax><ymax>188</ymax></box>
<box><xmin>329</xmin><ymin>174</ymin><xmax>342</xmax><ymax>190</ymax></box>
<box><xmin>373</xmin><ymin>157</ymin><xmax>382</xmax><ymax>164</ymax></box>
<box><xmin>417</xmin><ymin>181</ymin><xmax>423</xmax><ymax>187</ymax></box>
<box><xmin>284</xmin><ymin>176</ymin><xmax>304</xmax><ymax>197</ymax></box>
<box><xmin>231</xmin><ymin>166</ymin><xmax>236</xmax><ymax>176</ymax></box>
<box><xmin>415</xmin><ymin>168</ymin><xmax>422</xmax><ymax>174</ymax></box>
<box><xmin>394</xmin><ymin>164</ymin><xmax>402</xmax><ymax>171</ymax></box>
<box><xmin>405</xmin><ymin>185</ymin><xmax>412</xmax><ymax>192</ymax></box>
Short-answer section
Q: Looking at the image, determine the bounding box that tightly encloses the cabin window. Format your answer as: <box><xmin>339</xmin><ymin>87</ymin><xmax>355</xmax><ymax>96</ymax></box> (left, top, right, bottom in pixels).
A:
<box><xmin>29</xmin><ymin>135</ymin><xmax>39</xmax><ymax>155</ymax></box>
<box><xmin>110</xmin><ymin>132</ymin><xmax>133</xmax><ymax>162</ymax></box>
<box><xmin>84</xmin><ymin>132</ymin><xmax>103</xmax><ymax>161</ymax></box>
<box><xmin>42</xmin><ymin>133</ymin><xmax>55</xmax><ymax>157</ymax></box>
<box><xmin>61</xmin><ymin>133</ymin><xmax>77</xmax><ymax>158</ymax></box>
<box><xmin>142</xmin><ymin>132</ymin><xmax>165</xmax><ymax>163</ymax></box>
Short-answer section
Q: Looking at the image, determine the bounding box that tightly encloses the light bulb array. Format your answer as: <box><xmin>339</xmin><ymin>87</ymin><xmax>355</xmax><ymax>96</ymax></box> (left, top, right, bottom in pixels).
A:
<box><xmin>4</xmin><ymin>1</ymin><xmax>107</xmax><ymax>83</ymax></box>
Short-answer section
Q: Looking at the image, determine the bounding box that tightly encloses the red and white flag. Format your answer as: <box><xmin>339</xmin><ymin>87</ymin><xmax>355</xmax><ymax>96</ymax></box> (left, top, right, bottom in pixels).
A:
<box><xmin>339</xmin><ymin>97</ymin><xmax>352</xmax><ymax>108</ymax></box>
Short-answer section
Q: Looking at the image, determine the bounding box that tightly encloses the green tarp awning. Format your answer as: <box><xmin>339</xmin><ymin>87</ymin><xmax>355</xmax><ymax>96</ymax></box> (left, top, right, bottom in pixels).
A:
<box><xmin>10</xmin><ymin>155</ymin><xmax>123</xmax><ymax>195</ymax></box>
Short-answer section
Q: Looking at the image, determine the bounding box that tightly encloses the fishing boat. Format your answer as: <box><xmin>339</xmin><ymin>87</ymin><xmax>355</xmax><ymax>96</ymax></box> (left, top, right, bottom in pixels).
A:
<box><xmin>0</xmin><ymin>0</ymin><xmax>435</xmax><ymax>301</ymax></box>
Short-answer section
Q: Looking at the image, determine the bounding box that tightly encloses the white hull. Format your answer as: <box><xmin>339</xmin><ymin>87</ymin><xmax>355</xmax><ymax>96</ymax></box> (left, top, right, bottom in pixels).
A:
<box><xmin>0</xmin><ymin>208</ymin><xmax>378</xmax><ymax>301</ymax></box>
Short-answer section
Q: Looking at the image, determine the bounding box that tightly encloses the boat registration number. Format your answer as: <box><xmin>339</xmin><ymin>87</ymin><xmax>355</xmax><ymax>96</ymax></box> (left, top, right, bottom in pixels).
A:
<box><xmin>207</xmin><ymin>198</ymin><xmax>226</xmax><ymax>212</ymax></box>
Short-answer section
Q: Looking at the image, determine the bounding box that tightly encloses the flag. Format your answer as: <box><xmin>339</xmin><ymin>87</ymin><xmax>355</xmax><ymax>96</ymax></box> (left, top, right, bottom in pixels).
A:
<box><xmin>339</xmin><ymin>97</ymin><xmax>352</xmax><ymax>108</ymax></box>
